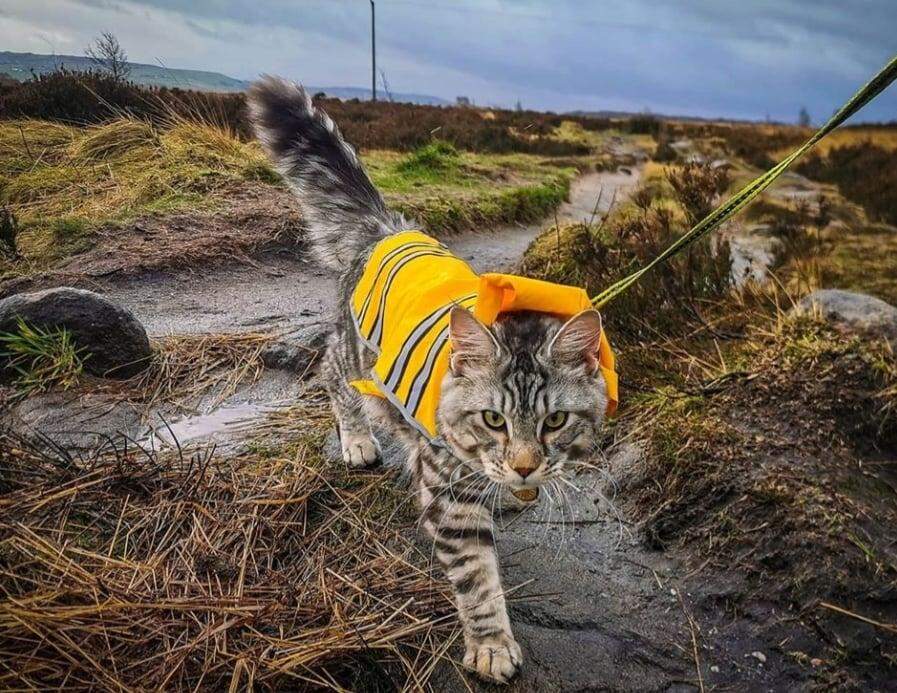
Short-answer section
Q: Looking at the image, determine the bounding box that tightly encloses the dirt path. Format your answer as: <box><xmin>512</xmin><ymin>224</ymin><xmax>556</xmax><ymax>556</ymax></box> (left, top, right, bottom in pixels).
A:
<box><xmin>98</xmin><ymin>169</ymin><xmax>640</xmax><ymax>338</ymax></box>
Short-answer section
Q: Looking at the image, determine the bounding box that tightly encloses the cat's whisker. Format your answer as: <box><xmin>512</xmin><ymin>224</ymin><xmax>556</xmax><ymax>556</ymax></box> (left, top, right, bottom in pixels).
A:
<box><xmin>595</xmin><ymin>466</ymin><xmax>620</xmax><ymax>502</ymax></box>
<box><xmin>540</xmin><ymin>482</ymin><xmax>555</xmax><ymax>546</ymax></box>
<box><xmin>556</xmin><ymin>475</ymin><xmax>582</xmax><ymax>493</ymax></box>
<box><xmin>551</xmin><ymin>479</ymin><xmax>571</xmax><ymax>557</ymax></box>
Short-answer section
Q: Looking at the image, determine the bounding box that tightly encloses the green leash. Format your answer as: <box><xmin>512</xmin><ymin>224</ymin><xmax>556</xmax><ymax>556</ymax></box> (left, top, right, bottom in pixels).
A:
<box><xmin>591</xmin><ymin>54</ymin><xmax>897</xmax><ymax>309</ymax></box>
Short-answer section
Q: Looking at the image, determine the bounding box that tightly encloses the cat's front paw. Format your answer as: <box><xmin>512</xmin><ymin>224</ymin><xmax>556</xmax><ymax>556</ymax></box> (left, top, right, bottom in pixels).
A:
<box><xmin>340</xmin><ymin>431</ymin><xmax>381</xmax><ymax>468</ymax></box>
<box><xmin>463</xmin><ymin>632</ymin><xmax>522</xmax><ymax>684</ymax></box>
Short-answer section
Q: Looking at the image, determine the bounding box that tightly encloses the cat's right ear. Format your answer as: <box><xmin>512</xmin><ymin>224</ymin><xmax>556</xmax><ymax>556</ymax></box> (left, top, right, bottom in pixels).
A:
<box><xmin>448</xmin><ymin>306</ymin><xmax>498</xmax><ymax>375</ymax></box>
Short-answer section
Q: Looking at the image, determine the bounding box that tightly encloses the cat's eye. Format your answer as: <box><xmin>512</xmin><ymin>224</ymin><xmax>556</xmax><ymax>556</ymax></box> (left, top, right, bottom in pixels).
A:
<box><xmin>542</xmin><ymin>411</ymin><xmax>569</xmax><ymax>432</ymax></box>
<box><xmin>482</xmin><ymin>410</ymin><xmax>506</xmax><ymax>430</ymax></box>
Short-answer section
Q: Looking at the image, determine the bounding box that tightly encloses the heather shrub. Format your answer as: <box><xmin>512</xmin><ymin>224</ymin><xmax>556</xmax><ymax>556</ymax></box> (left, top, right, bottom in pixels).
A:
<box><xmin>666</xmin><ymin>161</ymin><xmax>731</xmax><ymax>225</ymax></box>
<box><xmin>0</xmin><ymin>69</ymin><xmax>250</xmax><ymax>137</ymax></box>
<box><xmin>1</xmin><ymin>69</ymin><xmax>610</xmax><ymax>155</ymax></box>
<box><xmin>797</xmin><ymin>144</ymin><xmax>897</xmax><ymax>225</ymax></box>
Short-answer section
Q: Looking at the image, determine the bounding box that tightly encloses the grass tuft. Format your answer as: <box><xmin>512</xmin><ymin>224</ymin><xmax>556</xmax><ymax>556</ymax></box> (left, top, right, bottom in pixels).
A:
<box><xmin>397</xmin><ymin>139</ymin><xmax>460</xmax><ymax>176</ymax></box>
<box><xmin>68</xmin><ymin>119</ymin><xmax>159</xmax><ymax>162</ymax></box>
<box><xmin>366</xmin><ymin>147</ymin><xmax>577</xmax><ymax>234</ymax></box>
<box><xmin>520</xmin><ymin>161</ymin><xmax>732</xmax><ymax>341</ymax></box>
<box><xmin>0</xmin><ymin>318</ymin><xmax>86</xmax><ymax>394</ymax></box>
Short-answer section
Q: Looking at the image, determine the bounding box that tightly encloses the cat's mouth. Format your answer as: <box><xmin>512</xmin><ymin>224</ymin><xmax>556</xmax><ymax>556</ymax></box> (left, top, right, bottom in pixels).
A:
<box><xmin>510</xmin><ymin>487</ymin><xmax>539</xmax><ymax>503</ymax></box>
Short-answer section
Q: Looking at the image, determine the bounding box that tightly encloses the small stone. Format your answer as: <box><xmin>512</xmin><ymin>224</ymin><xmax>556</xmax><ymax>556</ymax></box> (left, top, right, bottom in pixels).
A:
<box><xmin>749</xmin><ymin>651</ymin><xmax>767</xmax><ymax>664</ymax></box>
<box><xmin>796</xmin><ymin>289</ymin><xmax>897</xmax><ymax>342</ymax></box>
<box><xmin>710</xmin><ymin>665</ymin><xmax>720</xmax><ymax>673</ymax></box>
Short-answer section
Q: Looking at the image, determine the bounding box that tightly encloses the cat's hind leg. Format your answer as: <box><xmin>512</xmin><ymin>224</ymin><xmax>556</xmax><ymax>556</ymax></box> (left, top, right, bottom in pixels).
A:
<box><xmin>320</xmin><ymin>330</ymin><xmax>381</xmax><ymax>468</ymax></box>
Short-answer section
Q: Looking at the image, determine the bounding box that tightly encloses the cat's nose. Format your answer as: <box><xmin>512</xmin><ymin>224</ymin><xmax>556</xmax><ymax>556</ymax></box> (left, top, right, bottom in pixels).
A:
<box><xmin>510</xmin><ymin>444</ymin><xmax>540</xmax><ymax>479</ymax></box>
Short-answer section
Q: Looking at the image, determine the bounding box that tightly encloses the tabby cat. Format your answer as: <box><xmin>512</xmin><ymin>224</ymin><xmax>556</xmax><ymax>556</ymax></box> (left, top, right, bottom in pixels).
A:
<box><xmin>249</xmin><ymin>77</ymin><xmax>612</xmax><ymax>683</ymax></box>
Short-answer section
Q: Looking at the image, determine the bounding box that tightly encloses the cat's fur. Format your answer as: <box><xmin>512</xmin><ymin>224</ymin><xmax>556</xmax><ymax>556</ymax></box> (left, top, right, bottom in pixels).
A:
<box><xmin>249</xmin><ymin>77</ymin><xmax>609</xmax><ymax>683</ymax></box>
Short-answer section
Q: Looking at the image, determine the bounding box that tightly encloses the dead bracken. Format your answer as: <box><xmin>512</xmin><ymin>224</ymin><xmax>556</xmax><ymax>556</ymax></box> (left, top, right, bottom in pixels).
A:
<box><xmin>0</xmin><ymin>427</ymin><xmax>458</xmax><ymax>690</ymax></box>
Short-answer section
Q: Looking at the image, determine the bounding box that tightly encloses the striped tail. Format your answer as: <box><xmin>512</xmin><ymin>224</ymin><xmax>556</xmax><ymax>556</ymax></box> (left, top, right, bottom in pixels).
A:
<box><xmin>248</xmin><ymin>76</ymin><xmax>412</xmax><ymax>272</ymax></box>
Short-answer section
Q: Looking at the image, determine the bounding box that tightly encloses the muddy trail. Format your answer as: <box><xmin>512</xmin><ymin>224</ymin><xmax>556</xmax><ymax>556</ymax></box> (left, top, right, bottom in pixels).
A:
<box><xmin>6</xmin><ymin>163</ymin><xmax>888</xmax><ymax>692</ymax></box>
<box><xmin>1</xmin><ymin>168</ymin><xmax>640</xmax><ymax>453</ymax></box>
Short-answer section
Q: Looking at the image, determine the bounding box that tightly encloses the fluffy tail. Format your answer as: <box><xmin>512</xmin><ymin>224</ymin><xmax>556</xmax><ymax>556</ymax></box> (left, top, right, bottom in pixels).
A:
<box><xmin>248</xmin><ymin>76</ymin><xmax>408</xmax><ymax>271</ymax></box>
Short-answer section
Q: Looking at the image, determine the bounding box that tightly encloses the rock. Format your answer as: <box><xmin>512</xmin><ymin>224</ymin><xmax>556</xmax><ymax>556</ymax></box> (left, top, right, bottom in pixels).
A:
<box><xmin>728</xmin><ymin>228</ymin><xmax>784</xmax><ymax>287</ymax></box>
<box><xmin>750</xmin><ymin>651</ymin><xmax>767</xmax><ymax>664</ymax></box>
<box><xmin>0</xmin><ymin>287</ymin><xmax>152</xmax><ymax>378</ymax></box>
<box><xmin>797</xmin><ymin>289</ymin><xmax>897</xmax><ymax>343</ymax></box>
<box><xmin>260</xmin><ymin>327</ymin><xmax>327</xmax><ymax>374</ymax></box>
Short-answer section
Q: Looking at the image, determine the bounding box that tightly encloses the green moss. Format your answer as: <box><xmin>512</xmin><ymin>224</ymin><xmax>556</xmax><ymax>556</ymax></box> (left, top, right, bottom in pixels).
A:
<box><xmin>364</xmin><ymin>147</ymin><xmax>575</xmax><ymax>234</ymax></box>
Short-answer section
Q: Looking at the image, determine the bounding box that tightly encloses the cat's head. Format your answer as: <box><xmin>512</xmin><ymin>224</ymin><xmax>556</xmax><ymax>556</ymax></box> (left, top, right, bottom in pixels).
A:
<box><xmin>437</xmin><ymin>307</ymin><xmax>608</xmax><ymax>498</ymax></box>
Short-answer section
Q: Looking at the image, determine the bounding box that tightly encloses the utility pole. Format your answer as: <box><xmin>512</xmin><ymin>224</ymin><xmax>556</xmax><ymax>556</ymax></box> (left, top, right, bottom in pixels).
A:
<box><xmin>370</xmin><ymin>0</ymin><xmax>377</xmax><ymax>101</ymax></box>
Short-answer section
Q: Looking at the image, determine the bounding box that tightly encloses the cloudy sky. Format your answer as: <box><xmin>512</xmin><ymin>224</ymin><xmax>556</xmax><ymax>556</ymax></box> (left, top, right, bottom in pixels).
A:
<box><xmin>2</xmin><ymin>0</ymin><xmax>895</xmax><ymax>122</ymax></box>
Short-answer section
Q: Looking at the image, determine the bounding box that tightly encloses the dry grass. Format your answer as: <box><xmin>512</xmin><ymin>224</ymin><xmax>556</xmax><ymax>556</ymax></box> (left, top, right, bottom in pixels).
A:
<box><xmin>772</xmin><ymin>126</ymin><xmax>897</xmax><ymax>159</ymax></box>
<box><xmin>0</xmin><ymin>423</ymin><xmax>457</xmax><ymax>690</ymax></box>
<box><xmin>7</xmin><ymin>332</ymin><xmax>278</xmax><ymax>416</ymax></box>
<box><xmin>126</xmin><ymin>333</ymin><xmax>273</xmax><ymax>411</ymax></box>
<box><xmin>782</xmin><ymin>222</ymin><xmax>897</xmax><ymax>306</ymax></box>
<box><xmin>0</xmin><ymin>116</ymin><xmax>277</xmax><ymax>271</ymax></box>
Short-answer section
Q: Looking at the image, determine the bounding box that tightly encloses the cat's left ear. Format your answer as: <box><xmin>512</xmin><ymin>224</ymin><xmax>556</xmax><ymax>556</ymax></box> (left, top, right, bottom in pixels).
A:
<box><xmin>448</xmin><ymin>306</ymin><xmax>498</xmax><ymax>375</ymax></box>
<box><xmin>548</xmin><ymin>309</ymin><xmax>603</xmax><ymax>373</ymax></box>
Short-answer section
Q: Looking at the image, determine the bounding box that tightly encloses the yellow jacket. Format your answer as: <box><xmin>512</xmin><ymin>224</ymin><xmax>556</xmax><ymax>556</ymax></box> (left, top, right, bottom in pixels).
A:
<box><xmin>350</xmin><ymin>231</ymin><xmax>618</xmax><ymax>441</ymax></box>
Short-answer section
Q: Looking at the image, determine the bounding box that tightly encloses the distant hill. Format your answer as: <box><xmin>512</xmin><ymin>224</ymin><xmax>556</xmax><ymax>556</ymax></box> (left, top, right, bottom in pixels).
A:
<box><xmin>0</xmin><ymin>51</ymin><xmax>449</xmax><ymax>106</ymax></box>
<box><xmin>568</xmin><ymin>108</ymin><xmax>760</xmax><ymax>124</ymax></box>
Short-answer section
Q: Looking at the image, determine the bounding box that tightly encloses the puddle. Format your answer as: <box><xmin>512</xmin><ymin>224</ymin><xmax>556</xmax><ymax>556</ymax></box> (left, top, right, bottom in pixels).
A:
<box><xmin>144</xmin><ymin>402</ymin><xmax>275</xmax><ymax>448</ymax></box>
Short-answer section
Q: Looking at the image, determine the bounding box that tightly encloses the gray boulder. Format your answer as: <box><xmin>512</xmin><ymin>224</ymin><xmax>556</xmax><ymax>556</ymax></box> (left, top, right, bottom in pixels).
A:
<box><xmin>0</xmin><ymin>287</ymin><xmax>152</xmax><ymax>378</ymax></box>
<box><xmin>797</xmin><ymin>289</ymin><xmax>897</xmax><ymax>342</ymax></box>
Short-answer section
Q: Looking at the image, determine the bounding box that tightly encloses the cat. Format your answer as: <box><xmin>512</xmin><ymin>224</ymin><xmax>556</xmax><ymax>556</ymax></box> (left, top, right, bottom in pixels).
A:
<box><xmin>249</xmin><ymin>77</ymin><xmax>613</xmax><ymax>684</ymax></box>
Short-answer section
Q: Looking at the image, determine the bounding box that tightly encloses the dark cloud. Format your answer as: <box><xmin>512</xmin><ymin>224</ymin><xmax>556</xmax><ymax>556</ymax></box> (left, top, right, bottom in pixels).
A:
<box><xmin>3</xmin><ymin>0</ymin><xmax>895</xmax><ymax>121</ymax></box>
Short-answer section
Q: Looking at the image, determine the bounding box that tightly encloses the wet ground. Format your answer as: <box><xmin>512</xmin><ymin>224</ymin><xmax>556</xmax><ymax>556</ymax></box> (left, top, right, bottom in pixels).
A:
<box><xmin>428</xmin><ymin>443</ymin><xmax>698</xmax><ymax>692</ymax></box>
<box><xmin>6</xmin><ymin>165</ymin><xmax>857</xmax><ymax>690</ymax></box>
